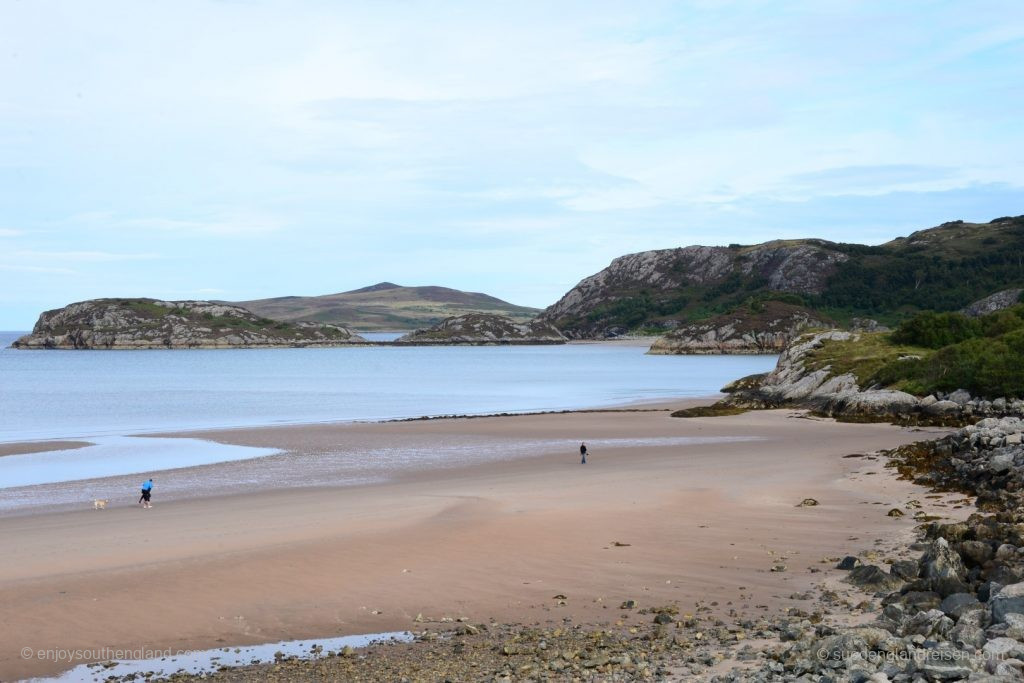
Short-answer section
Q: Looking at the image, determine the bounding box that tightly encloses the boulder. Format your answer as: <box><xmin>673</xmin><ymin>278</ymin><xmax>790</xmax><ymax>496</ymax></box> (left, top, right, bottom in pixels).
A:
<box><xmin>847</xmin><ymin>565</ymin><xmax>904</xmax><ymax>592</ymax></box>
<box><xmin>939</xmin><ymin>593</ymin><xmax>982</xmax><ymax>620</ymax></box>
<box><xmin>992</xmin><ymin>583</ymin><xmax>1024</xmax><ymax>624</ymax></box>
<box><xmin>924</xmin><ymin>400</ymin><xmax>962</xmax><ymax>416</ymax></box>
<box><xmin>920</xmin><ymin>539</ymin><xmax>967</xmax><ymax>583</ymax></box>
<box><xmin>837</xmin><ymin>556</ymin><xmax>861</xmax><ymax>570</ymax></box>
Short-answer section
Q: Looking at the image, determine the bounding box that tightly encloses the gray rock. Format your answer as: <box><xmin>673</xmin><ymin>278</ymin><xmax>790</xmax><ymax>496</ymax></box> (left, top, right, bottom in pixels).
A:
<box><xmin>891</xmin><ymin>559</ymin><xmax>921</xmax><ymax>581</ymax></box>
<box><xmin>960</xmin><ymin>540</ymin><xmax>995</xmax><ymax>566</ymax></box>
<box><xmin>983</xmin><ymin>638</ymin><xmax>1024</xmax><ymax>672</ymax></box>
<box><xmin>949</xmin><ymin>389</ymin><xmax>972</xmax><ymax>406</ymax></box>
<box><xmin>838</xmin><ymin>556</ymin><xmax>862</xmax><ymax>570</ymax></box>
<box><xmin>925</xmin><ymin>400</ymin><xmax>963</xmax><ymax>416</ymax></box>
<box><xmin>915</xmin><ymin>647</ymin><xmax>975</xmax><ymax>680</ymax></box>
<box><xmin>903</xmin><ymin>609</ymin><xmax>954</xmax><ymax>638</ymax></box>
<box><xmin>920</xmin><ymin>539</ymin><xmax>967</xmax><ymax>583</ymax></box>
<box><xmin>847</xmin><ymin>565</ymin><xmax>905</xmax><ymax>592</ymax></box>
<box><xmin>992</xmin><ymin>583</ymin><xmax>1024</xmax><ymax>624</ymax></box>
<box><xmin>939</xmin><ymin>593</ymin><xmax>982</xmax><ymax>620</ymax></box>
<box><xmin>990</xmin><ymin>454</ymin><xmax>1015</xmax><ymax>474</ymax></box>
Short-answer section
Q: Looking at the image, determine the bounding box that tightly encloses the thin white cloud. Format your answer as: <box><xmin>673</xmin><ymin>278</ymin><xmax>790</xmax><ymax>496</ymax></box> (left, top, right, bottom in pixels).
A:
<box><xmin>11</xmin><ymin>250</ymin><xmax>160</xmax><ymax>263</ymax></box>
<box><xmin>0</xmin><ymin>229</ymin><xmax>21</xmax><ymax>237</ymax></box>
<box><xmin>0</xmin><ymin>264</ymin><xmax>77</xmax><ymax>275</ymax></box>
<box><xmin>117</xmin><ymin>215</ymin><xmax>284</xmax><ymax>236</ymax></box>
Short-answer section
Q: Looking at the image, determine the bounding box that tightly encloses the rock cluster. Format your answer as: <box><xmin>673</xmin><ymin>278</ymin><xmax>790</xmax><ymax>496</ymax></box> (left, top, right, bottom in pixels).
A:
<box><xmin>394</xmin><ymin>313</ymin><xmax>567</xmax><ymax>345</ymax></box>
<box><xmin>11</xmin><ymin>299</ymin><xmax>366</xmax><ymax>349</ymax></box>
<box><xmin>717</xmin><ymin>330</ymin><xmax>1024</xmax><ymax>424</ymax></box>
<box><xmin>713</xmin><ymin>418</ymin><xmax>1024</xmax><ymax>682</ymax></box>
<box><xmin>648</xmin><ymin>302</ymin><xmax>830</xmax><ymax>355</ymax></box>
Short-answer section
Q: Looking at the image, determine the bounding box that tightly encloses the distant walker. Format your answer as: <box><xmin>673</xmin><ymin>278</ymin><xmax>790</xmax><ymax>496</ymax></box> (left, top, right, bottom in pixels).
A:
<box><xmin>139</xmin><ymin>478</ymin><xmax>154</xmax><ymax>509</ymax></box>
<box><xmin>579</xmin><ymin>442</ymin><xmax>587</xmax><ymax>465</ymax></box>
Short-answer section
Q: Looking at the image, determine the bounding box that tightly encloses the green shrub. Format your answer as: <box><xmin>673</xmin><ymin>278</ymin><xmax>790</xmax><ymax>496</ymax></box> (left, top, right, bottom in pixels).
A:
<box><xmin>891</xmin><ymin>311</ymin><xmax>981</xmax><ymax>348</ymax></box>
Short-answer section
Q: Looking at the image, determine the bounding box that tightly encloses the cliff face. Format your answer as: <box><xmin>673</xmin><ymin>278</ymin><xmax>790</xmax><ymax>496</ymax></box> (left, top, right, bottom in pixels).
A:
<box><xmin>647</xmin><ymin>302</ymin><xmax>830</xmax><ymax>355</ymax></box>
<box><xmin>11</xmin><ymin>299</ymin><xmax>367</xmax><ymax>349</ymax></box>
<box><xmin>540</xmin><ymin>241</ymin><xmax>848</xmax><ymax>338</ymax></box>
<box><xmin>395</xmin><ymin>313</ymin><xmax>567</xmax><ymax>345</ymax></box>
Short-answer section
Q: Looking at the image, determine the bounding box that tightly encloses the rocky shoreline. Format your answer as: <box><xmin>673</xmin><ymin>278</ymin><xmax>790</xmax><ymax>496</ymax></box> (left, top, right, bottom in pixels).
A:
<box><xmin>707</xmin><ymin>417</ymin><xmax>1024</xmax><ymax>682</ymax></box>
<box><xmin>647</xmin><ymin>302</ymin><xmax>830</xmax><ymax>355</ymax></box>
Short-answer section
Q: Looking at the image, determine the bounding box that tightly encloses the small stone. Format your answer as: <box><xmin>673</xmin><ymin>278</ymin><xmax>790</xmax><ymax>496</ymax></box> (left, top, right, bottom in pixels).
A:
<box><xmin>837</xmin><ymin>556</ymin><xmax>861</xmax><ymax>570</ymax></box>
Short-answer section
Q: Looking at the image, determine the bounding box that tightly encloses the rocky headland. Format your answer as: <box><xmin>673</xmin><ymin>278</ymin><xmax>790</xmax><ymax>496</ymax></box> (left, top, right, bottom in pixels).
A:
<box><xmin>539</xmin><ymin>216</ymin><xmax>1024</xmax><ymax>339</ymax></box>
<box><xmin>10</xmin><ymin>299</ymin><xmax>367</xmax><ymax>349</ymax></box>
<box><xmin>648</xmin><ymin>302</ymin><xmax>830</xmax><ymax>355</ymax></box>
<box><xmin>540</xmin><ymin>240</ymin><xmax>847</xmax><ymax>339</ymax></box>
<box><xmin>394</xmin><ymin>313</ymin><xmax>567</xmax><ymax>345</ymax></box>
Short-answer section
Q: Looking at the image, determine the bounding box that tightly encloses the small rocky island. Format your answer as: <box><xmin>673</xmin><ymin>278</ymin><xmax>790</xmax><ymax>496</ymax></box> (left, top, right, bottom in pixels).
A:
<box><xmin>11</xmin><ymin>299</ymin><xmax>367</xmax><ymax>349</ymax></box>
<box><xmin>648</xmin><ymin>301</ymin><xmax>830</xmax><ymax>355</ymax></box>
<box><xmin>394</xmin><ymin>313</ymin><xmax>567</xmax><ymax>345</ymax></box>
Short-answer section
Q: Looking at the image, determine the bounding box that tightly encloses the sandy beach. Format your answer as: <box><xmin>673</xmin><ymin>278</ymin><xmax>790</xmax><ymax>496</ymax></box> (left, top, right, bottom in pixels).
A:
<box><xmin>0</xmin><ymin>405</ymin><xmax>961</xmax><ymax>680</ymax></box>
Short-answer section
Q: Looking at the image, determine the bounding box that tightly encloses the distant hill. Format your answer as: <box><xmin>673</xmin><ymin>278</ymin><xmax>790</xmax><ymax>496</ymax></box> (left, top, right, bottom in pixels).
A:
<box><xmin>540</xmin><ymin>215</ymin><xmax>1024</xmax><ymax>338</ymax></box>
<box><xmin>229</xmin><ymin>283</ymin><xmax>541</xmax><ymax>332</ymax></box>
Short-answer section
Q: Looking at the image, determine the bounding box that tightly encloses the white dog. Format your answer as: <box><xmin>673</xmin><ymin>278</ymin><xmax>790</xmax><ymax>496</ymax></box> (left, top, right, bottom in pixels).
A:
<box><xmin>92</xmin><ymin>499</ymin><xmax>109</xmax><ymax>510</ymax></box>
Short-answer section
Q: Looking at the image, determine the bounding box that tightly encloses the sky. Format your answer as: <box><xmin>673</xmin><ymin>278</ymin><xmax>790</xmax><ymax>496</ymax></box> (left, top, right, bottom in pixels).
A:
<box><xmin>2</xmin><ymin>0</ymin><xmax>1023</xmax><ymax>329</ymax></box>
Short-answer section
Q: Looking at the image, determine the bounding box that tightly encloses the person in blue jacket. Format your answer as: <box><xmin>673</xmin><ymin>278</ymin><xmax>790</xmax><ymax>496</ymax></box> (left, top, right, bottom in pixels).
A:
<box><xmin>579</xmin><ymin>442</ymin><xmax>587</xmax><ymax>464</ymax></box>
<box><xmin>139</xmin><ymin>478</ymin><xmax>153</xmax><ymax>508</ymax></box>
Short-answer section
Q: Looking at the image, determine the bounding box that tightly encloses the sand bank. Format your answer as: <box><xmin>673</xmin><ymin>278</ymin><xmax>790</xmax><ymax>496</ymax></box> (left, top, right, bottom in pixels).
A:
<box><xmin>0</xmin><ymin>407</ymin><xmax>957</xmax><ymax>679</ymax></box>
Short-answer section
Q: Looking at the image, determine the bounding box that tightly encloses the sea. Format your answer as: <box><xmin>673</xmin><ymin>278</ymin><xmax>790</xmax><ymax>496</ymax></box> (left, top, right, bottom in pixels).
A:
<box><xmin>0</xmin><ymin>331</ymin><xmax>777</xmax><ymax>508</ymax></box>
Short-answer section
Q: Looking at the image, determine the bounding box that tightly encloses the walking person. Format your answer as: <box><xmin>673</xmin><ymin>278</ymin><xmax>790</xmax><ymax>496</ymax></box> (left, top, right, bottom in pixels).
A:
<box><xmin>139</xmin><ymin>478</ymin><xmax>153</xmax><ymax>508</ymax></box>
<box><xmin>579</xmin><ymin>442</ymin><xmax>587</xmax><ymax>464</ymax></box>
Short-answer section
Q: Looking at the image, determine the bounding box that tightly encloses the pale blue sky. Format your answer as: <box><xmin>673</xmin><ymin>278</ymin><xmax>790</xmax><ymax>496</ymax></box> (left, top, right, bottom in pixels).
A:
<box><xmin>2</xmin><ymin>0</ymin><xmax>1023</xmax><ymax>328</ymax></box>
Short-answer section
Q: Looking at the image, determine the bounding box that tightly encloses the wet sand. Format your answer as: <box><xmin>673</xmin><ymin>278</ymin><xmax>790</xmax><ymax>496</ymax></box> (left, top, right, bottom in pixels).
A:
<box><xmin>0</xmin><ymin>406</ymin><xmax>954</xmax><ymax>679</ymax></box>
<box><xmin>0</xmin><ymin>440</ymin><xmax>92</xmax><ymax>458</ymax></box>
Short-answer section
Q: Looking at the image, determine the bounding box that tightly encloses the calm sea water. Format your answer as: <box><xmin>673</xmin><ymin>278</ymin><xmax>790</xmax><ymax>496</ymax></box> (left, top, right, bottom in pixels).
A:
<box><xmin>0</xmin><ymin>331</ymin><xmax>776</xmax><ymax>443</ymax></box>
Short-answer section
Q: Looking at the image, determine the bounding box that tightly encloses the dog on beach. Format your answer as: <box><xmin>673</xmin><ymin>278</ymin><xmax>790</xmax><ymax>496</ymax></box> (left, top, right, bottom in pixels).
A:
<box><xmin>92</xmin><ymin>499</ymin><xmax>109</xmax><ymax>510</ymax></box>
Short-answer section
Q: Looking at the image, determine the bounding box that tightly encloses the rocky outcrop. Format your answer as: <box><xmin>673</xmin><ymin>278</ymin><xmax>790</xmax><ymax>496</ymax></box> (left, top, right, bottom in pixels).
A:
<box><xmin>715</xmin><ymin>330</ymin><xmax>1024</xmax><ymax>422</ymax></box>
<box><xmin>394</xmin><ymin>314</ymin><xmax>567</xmax><ymax>345</ymax></box>
<box><xmin>647</xmin><ymin>302</ymin><xmax>830</xmax><ymax>355</ymax></box>
<box><xmin>961</xmin><ymin>288</ymin><xmax>1024</xmax><ymax>317</ymax></box>
<box><xmin>720</xmin><ymin>330</ymin><xmax>921</xmax><ymax>418</ymax></box>
<box><xmin>540</xmin><ymin>241</ymin><xmax>848</xmax><ymax>338</ymax></box>
<box><xmin>11</xmin><ymin>299</ymin><xmax>367</xmax><ymax>349</ymax></box>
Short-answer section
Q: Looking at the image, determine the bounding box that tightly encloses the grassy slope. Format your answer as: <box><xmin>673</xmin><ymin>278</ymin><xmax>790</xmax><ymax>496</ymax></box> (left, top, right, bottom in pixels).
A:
<box><xmin>801</xmin><ymin>303</ymin><xmax>1024</xmax><ymax>399</ymax></box>
<box><xmin>231</xmin><ymin>284</ymin><xmax>540</xmax><ymax>331</ymax></box>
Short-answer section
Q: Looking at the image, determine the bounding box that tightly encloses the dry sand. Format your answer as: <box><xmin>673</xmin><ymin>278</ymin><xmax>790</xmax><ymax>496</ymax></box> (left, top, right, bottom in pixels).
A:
<box><xmin>0</xmin><ymin>406</ymin><xmax>955</xmax><ymax>679</ymax></box>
